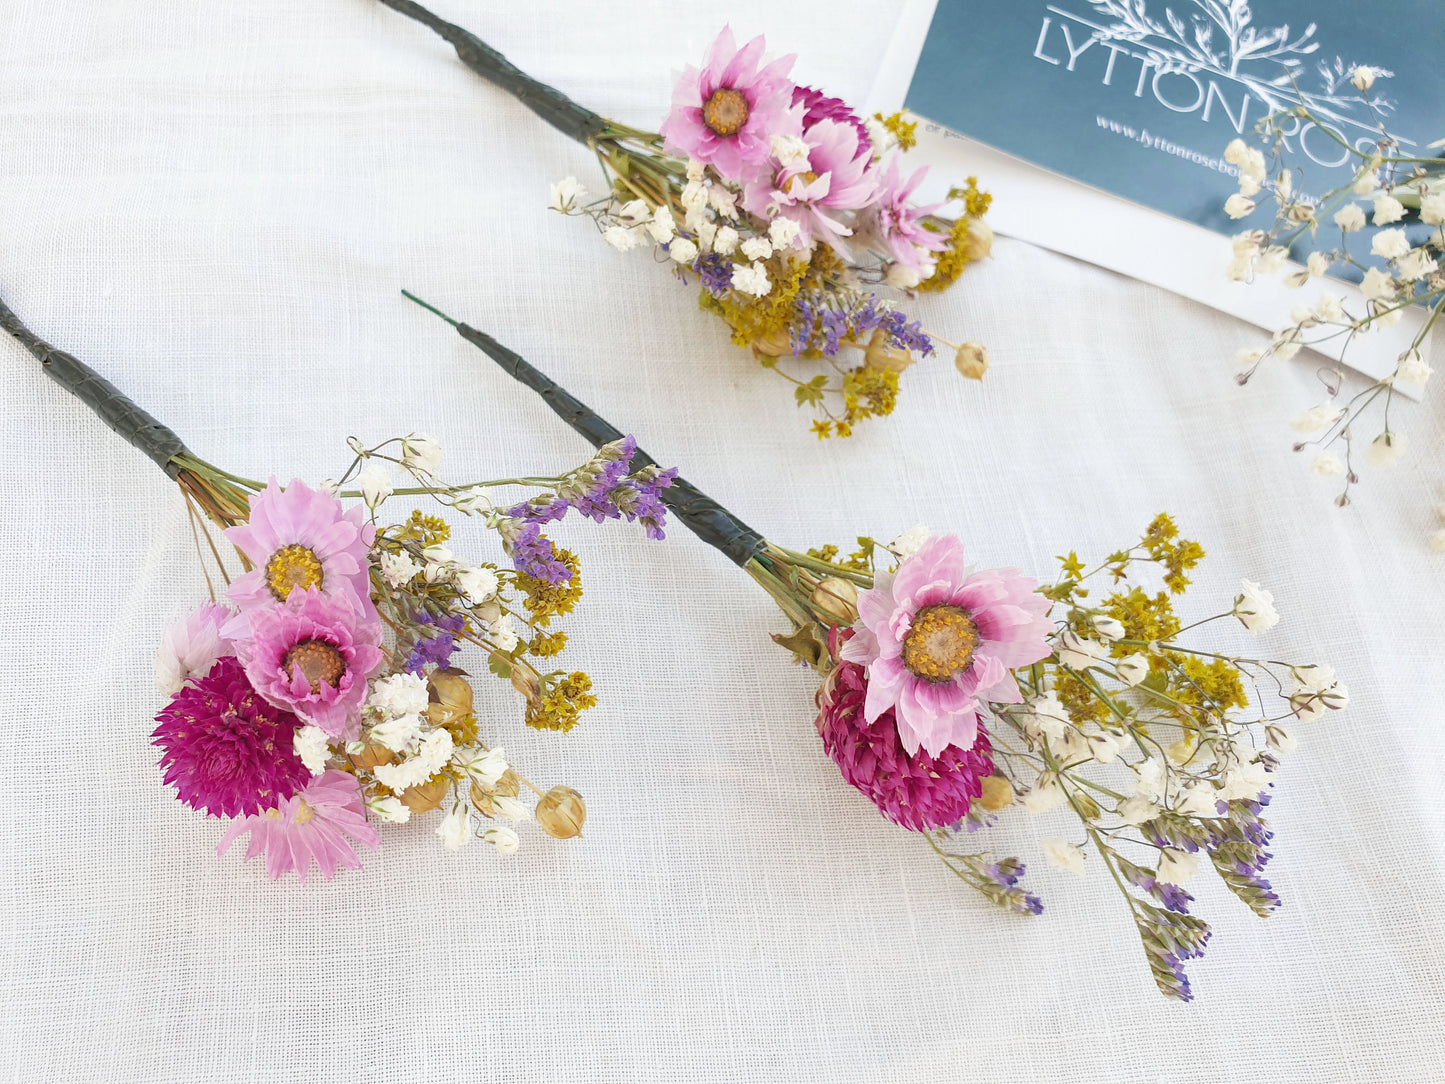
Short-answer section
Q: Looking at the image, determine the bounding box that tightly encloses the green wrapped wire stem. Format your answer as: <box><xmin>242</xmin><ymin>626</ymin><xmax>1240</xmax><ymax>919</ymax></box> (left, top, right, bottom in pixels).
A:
<box><xmin>0</xmin><ymin>294</ymin><xmax>190</xmax><ymax>477</ymax></box>
<box><xmin>402</xmin><ymin>290</ymin><xmax>768</xmax><ymax>568</ymax></box>
<box><xmin>376</xmin><ymin>0</ymin><xmax>607</xmax><ymax>145</ymax></box>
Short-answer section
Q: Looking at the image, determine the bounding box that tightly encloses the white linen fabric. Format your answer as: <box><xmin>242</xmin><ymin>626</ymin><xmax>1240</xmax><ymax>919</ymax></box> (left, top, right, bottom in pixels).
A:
<box><xmin>1</xmin><ymin>2</ymin><xmax>1441</xmax><ymax>1081</ymax></box>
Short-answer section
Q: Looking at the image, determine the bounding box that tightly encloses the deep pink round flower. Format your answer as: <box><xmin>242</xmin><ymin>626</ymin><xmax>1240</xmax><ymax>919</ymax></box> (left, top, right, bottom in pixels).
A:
<box><xmin>791</xmin><ymin>85</ymin><xmax>870</xmax><ymax>154</ymax></box>
<box><xmin>226</xmin><ymin>477</ymin><xmax>376</xmax><ymax>618</ymax></box>
<box><xmin>861</xmin><ymin>155</ymin><xmax>948</xmax><ymax>270</ymax></box>
<box><xmin>217</xmin><ymin>769</ymin><xmax>379</xmax><ymax>882</ymax></box>
<box><xmin>840</xmin><ymin>533</ymin><xmax>1053</xmax><ymax>757</ymax></box>
<box><xmin>152</xmin><ymin>656</ymin><xmax>312</xmax><ymax>818</ymax></box>
<box><xmin>817</xmin><ymin>660</ymin><xmax>993</xmax><ymax>832</ymax></box>
<box><xmin>742</xmin><ymin>117</ymin><xmax>878</xmax><ymax>252</ymax></box>
<box><xmin>235</xmin><ymin>587</ymin><xmax>383</xmax><ymax>741</ymax></box>
<box><xmin>659</xmin><ymin>26</ymin><xmax>801</xmax><ymax>181</ymax></box>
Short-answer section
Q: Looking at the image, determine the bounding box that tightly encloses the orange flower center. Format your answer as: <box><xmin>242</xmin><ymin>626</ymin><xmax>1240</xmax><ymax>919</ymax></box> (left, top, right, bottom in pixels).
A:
<box><xmin>265</xmin><ymin>543</ymin><xmax>325</xmax><ymax>601</ymax></box>
<box><xmin>901</xmin><ymin>605</ymin><xmax>980</xmax><ymax>684</ymax></box>
<box><xmin>702</xmin><ymin>88</ymin><xmax>750</xmax><ymax>137</ymax></box>
<box><xmin>283</xmin><ymin>639</ymin><xmax>346</xmax><ymax>693</ymax></box>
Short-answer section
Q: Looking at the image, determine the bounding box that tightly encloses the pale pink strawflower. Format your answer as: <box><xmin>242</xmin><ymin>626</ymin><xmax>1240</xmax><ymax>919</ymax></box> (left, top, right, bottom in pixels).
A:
<box><xmin>155</xmin><ymin>601</ymin><xmax>235</xmax><ymax>695</ymax></box>
<box><xmin>235</xmin><ymin>587</ymin><xmax>384</xmax><ymax>741</ymax></box>
<box><xmin>226</xmin><ymin>477</ymin><xmax>375</xmax><ymax>618</ymax></box>
<box><xmin>840</xmin><ymin>534</ymin><xmax>1053</xmax><ymax>756</ymax></box>
<box><xmin>817</xmin><ymin>659</ymin><xmax>994</xmax><ymax>831</ymax></box>
<box><xmin>791</xmin><ymin>85</ymin><xmax>871</xmax><ymax>153</ymax></box>
<box><xmin>217</xmin><ymin>769</ymin><xmax>379</xmax><ymax>882</ymax></box>
<box><xmin>861</xmin><ymin>155</ymin><xmax>947</xmax><ymax>270</ymax></box>
<box><xmin>659</xmin><ymin>26</ymin><xmax>800</xmax><ymax>181</ymax></box>
<box><xmin>743</xmin><ymin>117</ymin><xmax>877</xmax><ymax>252</ymax></box>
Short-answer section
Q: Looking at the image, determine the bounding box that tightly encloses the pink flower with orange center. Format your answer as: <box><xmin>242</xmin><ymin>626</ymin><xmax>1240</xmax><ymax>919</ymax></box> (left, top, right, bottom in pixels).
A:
<box><xmin>840</xmin><ymin>534</ymin><xmax>1053</xmax><ymax>757</ymax></box>
<box><xmin>235</xmin><ymin>587</ymin><xmax>384</xmax><ymax>741</ymax></box>
<box><xmin>226</xmin><ymin>477</ymin><xmax>376</xmax><ymax>619</ymax></box>
<box><xmin>659</xmin><ymin>26</ymin><xmax>800</xmax><ymax>181</ymax></box>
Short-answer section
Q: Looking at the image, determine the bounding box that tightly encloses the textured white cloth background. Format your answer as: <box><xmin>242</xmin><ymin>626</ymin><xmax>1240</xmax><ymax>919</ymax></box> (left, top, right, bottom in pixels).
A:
<box><xmin>1</xmin><ymin>2</ymin><xmax>1442</xmax><ymax>1081</ymax></box>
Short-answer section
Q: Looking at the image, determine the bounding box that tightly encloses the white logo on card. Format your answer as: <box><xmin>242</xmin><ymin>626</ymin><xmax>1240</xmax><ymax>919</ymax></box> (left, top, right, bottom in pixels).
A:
<box><xmin>1033</xmin><ymin>0</ymin><xmax>1407</xmax><ymax>166</ymax></box>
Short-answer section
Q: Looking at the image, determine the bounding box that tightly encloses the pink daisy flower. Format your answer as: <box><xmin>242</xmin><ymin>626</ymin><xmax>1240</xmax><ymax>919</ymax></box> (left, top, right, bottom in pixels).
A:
<box><xmin>840</xmin><ymin>534</ymin><xmax>1053</xmax><ymax>757</ymax></box>
<box><xmin>226</xmin><ymin>477</ymin><xmax>375</xmax><ymax>618</ymax></box>
<box><xmin>235</xmin><ymin>587</ymin><xmax>384</xmax><ymax>741</ymax></box>
<box><xmin>861</xmin><ymin>155</ymin><xmax>948</xmax><ymax>270</ymax></box>
<box><xmin>152</xmin><ymin>656</ymin><xmax>312</xmax><ymax>817</ymax></box>
<box><xmin>659</xmin><ymin>26</ymin><xmax>800</xmax><ymax>181</ymax></box>
<box><xmin>742</xmin><ymin>117</ymin><xmax>878</xmax><ymax>253</ymax></box>
<box><xmin>817</xmin><ymin>659</ymin><xmax>993</xmax><ymax>831</ymax></box>
<box><xmin>217</xmin><ymin>769</ymin><xmax>380</xmax><ymax>882</ymax></box>
<box><xmin>155</xmin><ymin>601</ymin><xmax>235</xmax><ymax>695</ymax></box>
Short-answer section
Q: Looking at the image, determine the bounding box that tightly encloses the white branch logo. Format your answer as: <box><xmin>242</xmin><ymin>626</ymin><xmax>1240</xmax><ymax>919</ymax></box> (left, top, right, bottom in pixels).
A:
<box><xmin>1035</xmin><ymin>0</ymin><xmax>1407</xmax><ymax>161</ymax></box>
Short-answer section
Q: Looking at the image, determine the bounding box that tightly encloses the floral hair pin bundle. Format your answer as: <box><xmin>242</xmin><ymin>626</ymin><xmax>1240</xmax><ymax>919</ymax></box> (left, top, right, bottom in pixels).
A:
<box><xmin>1</xmin><ymin>293</ymin><xmax>678</xmax><ymax>881</ymax></box>
<box><xmin>377</xmin><ymin>0</ymin><xmax>993</xmax><ymax>438</ymax></box>
<box><xmin>1221</xmin><ymin>65</ymin><xmax>1443</xmax><ymax>518</ymax></box>
<box><xmin>405</xmin><ymin>293</ymin><xmax>1350</xmax><ymax>1001</ymax></box>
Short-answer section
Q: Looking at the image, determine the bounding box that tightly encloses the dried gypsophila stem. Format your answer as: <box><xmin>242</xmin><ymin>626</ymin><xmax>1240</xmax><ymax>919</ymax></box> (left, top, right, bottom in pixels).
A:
<box><xmin>1220</xmin><ymin>69</ymin><xmax>1445</xmax><ymax>512</ymax></box>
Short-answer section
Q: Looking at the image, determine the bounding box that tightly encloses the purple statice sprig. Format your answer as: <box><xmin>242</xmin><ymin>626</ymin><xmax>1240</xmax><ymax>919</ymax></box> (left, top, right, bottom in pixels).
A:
<box><xmin>1132</xmin><ymin>899</ymin><xmax>1212</xmax><ymax>1002</ymax></box>
<box><xmin>931</xmin><ymin>835</ymin><xmax>1044</xmax><ymax>917</ymax></box>
<box><xmin>403</xmin><ymin>611</ymin><xmax>467</xmax><ymax>675</ymax></box>
<box><xmin>1115</xmin><ymin>853</ymin><xmax>1196</xmax><ymax>915</ymax></box>
<box><xmin>1138</xmin><ymin>798</ymin><xmax>1279</xmax><ymax>917</ymax></box>
<box><xmin>1100</xmin><ymin>793</ymin><xmax>1279</xmax><ymax>1000</ymax></box>
<box><xmin>500</xmin><ymin>436</ymin><xmax>676</xmax><ymax>583</ymax></box>
<box><xmin>791</xmin><ymin>291</ymin><xmax>935</xmax><ymax>359</ymax></box>
<box><xmin>694</xmin><ymin>251</ymin><xmax>735</xmax><ymax>296</ymax></box>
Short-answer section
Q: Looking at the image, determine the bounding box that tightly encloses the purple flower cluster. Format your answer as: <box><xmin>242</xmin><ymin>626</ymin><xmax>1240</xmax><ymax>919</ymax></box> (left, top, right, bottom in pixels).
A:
<box><xmin>1139</xmin><ymin>797</ymin><xmax>1278</xmax><ymax>915</ymax></box>
<box><xmin>1137</xmin><ymin>904</ymin><xmax>1212</xmax><ymax>1002</ymax></box>
<box><xmin>1116</xmin><ymin>854</ymin><xmax>1195</xmax><ymax>915</ymax></box>
<box><xmin>980</xmin><ymin>856</ymin><xmax>1044</xmax><ymax>916</ymax></box>
<box><xmin>499</xmin><ymin>517</ymin><xmax>574</xmax><ymax>585</ymax></box>
<box><xmin>405</xmin><ymin>612</ymin><xmax>467</xmax><ymax>675</ymax></box>
<box><xmin>501</xmin><ymin>436</ymin><xmax>676</xmax><ymax>584</ymax></box>
<box><xmin>791</xmin><ymin>293</ymin><xmax>936</xmax><ymax>358</ymax></box>
<box><xmin>695</xmin><ymin>252</ymin><xmax>735</xmax><ymax>296</ymax></box>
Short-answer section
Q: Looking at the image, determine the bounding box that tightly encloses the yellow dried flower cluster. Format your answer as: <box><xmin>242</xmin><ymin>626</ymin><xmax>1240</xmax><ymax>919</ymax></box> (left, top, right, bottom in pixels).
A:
<box><xmin>806</xmin><ymin>538</ymin><xmax>877</xmax><ymax>573</ymax></box>
<box><xmin>840</xmin><ymin>366</ymin><xmax>900</xmax><ymax>428</ymax></box>
<box><xmin>917</xmin><ymin>178</ymin><xmax>993</xmax><ymax>293</ymax></box>
<box><xmin>1139</xmin><ymin>513</ymin><xmax>1205</xmax><ymax>593</ymax></box>
<box><xmin>1056</xmin><ymin>671</ymin><xmax>1111</xmax><ymax>726</ymax></box>
<box><xmin>397</xmin><ymin>509</ymin><xmax>450</xmax><ymax>546</ymax></box>
<box><xmin>703</xmin><ymin>256</ymin><xmax>810</xmax><ymax>351</ymax></box>
<box><xmin>526</xmin><ymin>672</ymin><xmax>597</xmax><ymax>733</ymax></box>
<box><xmin>872</xmin><ymin>110</ymin><xmax>918</xmax><ymax>151</ymax></box>
<box><xmin>515</xmin><ymin>548</ymin><xmax>583</xmax><ymax>627</ymax></box>
<box><xmin>1170</xmin><ymin>656</ymin><xmax>1249</xmax><ymax>717</ymax></box>
<box><xmin>528</xmin><ymin>630</ymin><xmax>568</xmax><ymax>658</ymax></box>
<box><xmin>1105</xmin><ymin>587</ymin><xmax>1182</xmax><ymax>647</ymax></box>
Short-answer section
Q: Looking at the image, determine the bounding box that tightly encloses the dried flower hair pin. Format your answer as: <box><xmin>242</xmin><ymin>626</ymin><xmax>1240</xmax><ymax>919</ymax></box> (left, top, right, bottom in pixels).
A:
<box><xmin>377</xmin><ymin>1</ymin><xmax>993</xmax><ymax>437</ymax></box>
<box><xmin>2</xmin><ymin>294</ymin><xmax>676</xmax><ymax>880</ymax></box>
<box><xmin>404</xmin><ymin>292</ymin><xmax>1350</xmax><ymax>1001</ymax></box>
